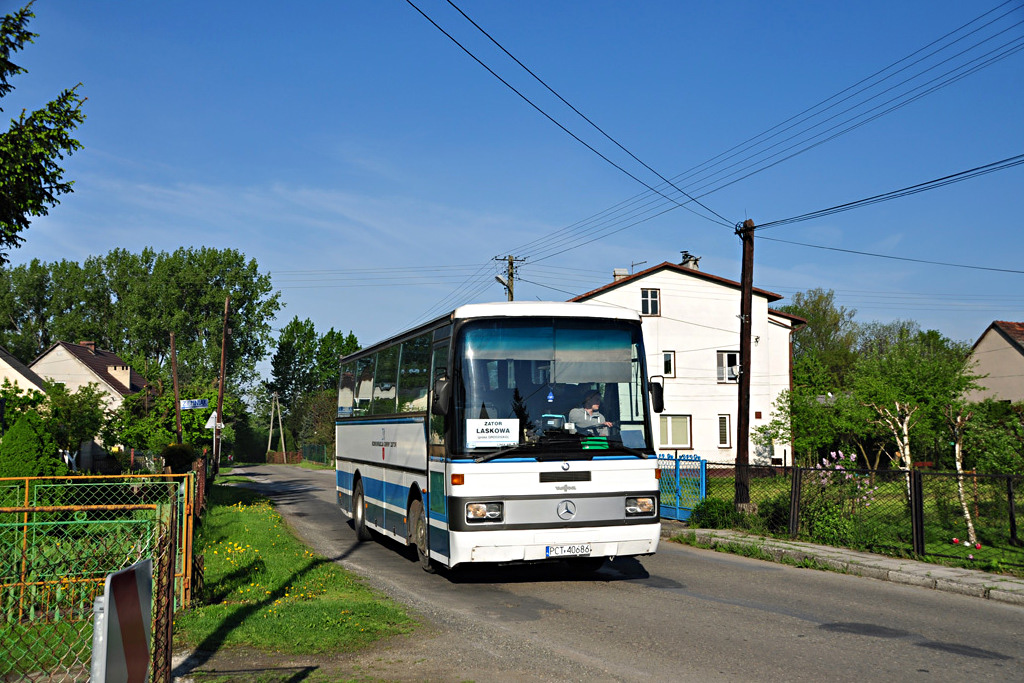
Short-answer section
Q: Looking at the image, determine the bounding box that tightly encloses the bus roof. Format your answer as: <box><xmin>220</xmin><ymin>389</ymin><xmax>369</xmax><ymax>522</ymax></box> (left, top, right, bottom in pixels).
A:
<box><xmin>339</xmin><ymin>301</ymin><xmax>641</xmax><ymax>364</ymax></box>
<box><xmin>453</xmin><ymin>300</ymin><xmax>640</xmax><ymax>322</ymax></box>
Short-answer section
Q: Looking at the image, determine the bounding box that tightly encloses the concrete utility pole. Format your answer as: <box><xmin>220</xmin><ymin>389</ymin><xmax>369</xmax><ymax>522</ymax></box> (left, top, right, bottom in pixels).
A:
<box><xmin>735</xmin><ymin>219</ymin><xmax>755</xmax><ymax>510</ymax></box>
<box><xmin>494</xmin><ymin>255</ymin><xmax>525</xmax><ymax>301</ymax></box>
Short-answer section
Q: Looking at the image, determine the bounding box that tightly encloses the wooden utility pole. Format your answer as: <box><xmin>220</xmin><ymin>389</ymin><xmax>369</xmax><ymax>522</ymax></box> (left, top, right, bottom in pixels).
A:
<box><xmin>170</xmin><ymin>332</ymin><xmax>183</xmax><ymax>445</ymax></box>
<box><xmin>494</xmin><ymin>255</ymin><xmax>525</xmax><ymax>301</ymax></box>
<box><xmin>213</xmin><ymin>295</ymin><xmax>230</xmax><ymax>475</ymax></box>
<box><xmin>735</xmin><ymin>219</ymin><xmax>755</xmax><ymax>509</ymax></box>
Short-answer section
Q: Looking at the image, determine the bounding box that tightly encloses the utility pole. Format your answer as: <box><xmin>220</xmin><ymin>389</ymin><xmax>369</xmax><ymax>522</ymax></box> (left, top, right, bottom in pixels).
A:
<box><xmin>735</xmin><ymin>219</ymin><xmax>755</xmax><ymax>510</ymax></box>
<box><xmin>213</xmin><ymin>295</ymin><xmax>230</xmax><ymax>476</ymax></box>
<box><xmin>170</xmin><ymin>332</ymin><xmax>183</xmax><ymax>445</ymax></box>
<box><xmin>494</xmin><ymin>255</ymin><xmax>525</xmax><ymax>301</ymax></box>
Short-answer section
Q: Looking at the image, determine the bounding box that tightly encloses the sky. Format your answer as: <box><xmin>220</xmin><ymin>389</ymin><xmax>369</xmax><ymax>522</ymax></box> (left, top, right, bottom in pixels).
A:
<box><xmin>7</xmin><ymin>1</ymin><xmax>1024</xmax><ymax>369</ymax></box>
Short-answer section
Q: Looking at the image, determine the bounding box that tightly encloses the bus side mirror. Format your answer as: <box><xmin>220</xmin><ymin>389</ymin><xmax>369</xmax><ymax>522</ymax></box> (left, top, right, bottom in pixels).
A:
<box><xmin>649</xmin><ymin>377</ymin><xmax>664</xmax><ymax>414</ymax></box>
<box><xmin>431</xmin><ymin>375</ymin><xmax>450</xmax><ymax>416</ymax></box>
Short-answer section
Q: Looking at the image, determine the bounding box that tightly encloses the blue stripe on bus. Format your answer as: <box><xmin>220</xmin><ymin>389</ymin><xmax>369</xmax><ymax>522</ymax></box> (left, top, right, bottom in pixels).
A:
<box><xmin>384</xmin><ymin>481</ymin><xmax>408</xmax><ymax>510</ymax></box>
<box><xmin>337</xmin><ymin>469</ymin><xmax>353</xmax><ymax>491</ymax></box>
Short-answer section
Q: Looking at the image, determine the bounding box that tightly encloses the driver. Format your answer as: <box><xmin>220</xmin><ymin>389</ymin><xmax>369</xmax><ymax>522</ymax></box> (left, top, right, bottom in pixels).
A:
<box><xmin>568</xmin><ymin>391</ymin><xmax>613</xmax><ymax>436</ymax></box>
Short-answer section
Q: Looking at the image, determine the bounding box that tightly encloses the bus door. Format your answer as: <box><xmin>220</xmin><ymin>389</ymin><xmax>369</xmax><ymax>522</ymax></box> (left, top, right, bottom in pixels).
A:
<box><xmin>427</xmin><ymin>342</ymin><xmax>452</xmax><ymax>565</ymax></box>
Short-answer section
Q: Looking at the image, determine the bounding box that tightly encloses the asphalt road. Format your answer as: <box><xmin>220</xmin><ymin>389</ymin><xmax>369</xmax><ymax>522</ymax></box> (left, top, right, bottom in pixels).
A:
<box><xmin>233</xmin><ymin>464</ymin><xmax>1024</xmax><ymax>682</ymax></box>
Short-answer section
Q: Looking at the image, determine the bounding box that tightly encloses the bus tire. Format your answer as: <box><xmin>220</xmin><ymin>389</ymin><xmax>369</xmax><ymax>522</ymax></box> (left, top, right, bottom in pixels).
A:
<box><xmin>352</xmin><ymin>479</ymin><xmax>372</xmax><ymax>541</ymax></box>
<box><xmin>409</xmin><ymin>499</ymin><xmax>434</xmax><ymax>573</ymax></box>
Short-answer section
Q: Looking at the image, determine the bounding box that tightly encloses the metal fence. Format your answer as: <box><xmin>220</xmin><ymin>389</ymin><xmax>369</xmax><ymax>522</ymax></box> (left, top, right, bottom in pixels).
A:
<box><xmin>658</xmin><ymin>454</ymin><xmax>705</xmax><ymax>521</ymax></box>
<box><xmin>300</xmin><ymin>444</ymin><xmax>332</xmax><ymax>465</ymax></box>
<box><xmin>694</xmin><ymin>464</ymin><xmax>1024</xmax><ymax>572</ymax></box>
<box><xmin>0</xmin><ymin>473</ymin><xmax>196</xmax><ymax>681</ymax></box>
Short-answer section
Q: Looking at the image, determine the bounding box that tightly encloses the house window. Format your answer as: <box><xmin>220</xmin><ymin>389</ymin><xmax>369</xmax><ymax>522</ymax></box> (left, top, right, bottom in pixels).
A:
<box><xmin>659</xmin><ymin>415</ymin><xmax>691</xmax><ymax>448</ymax></box>
<box><xmin>641</xmin><ymin>288</ymin><xmax>660</xmax><ymax>316</ymax></box>
<box><xmin>662</xmin><ymin>351</ymin><xmax>675</xmax><ymax>377</ymax></box>
<box><xmin>718</xmin><ymin>414</ymin><xmax>731</xmax><ymax>448</ymax></box>
<box><xmin>716</xmin><ymin>351</ymin><xmax>739</xmax><ymax>383</ymax></box>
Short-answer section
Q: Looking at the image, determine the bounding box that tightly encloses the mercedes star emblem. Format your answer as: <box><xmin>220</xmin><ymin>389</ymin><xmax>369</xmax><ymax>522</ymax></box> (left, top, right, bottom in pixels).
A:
<box><xmin>557</xmin><ymin>500</ymin><xmax>576</xmax><ymax>520</ymax></box>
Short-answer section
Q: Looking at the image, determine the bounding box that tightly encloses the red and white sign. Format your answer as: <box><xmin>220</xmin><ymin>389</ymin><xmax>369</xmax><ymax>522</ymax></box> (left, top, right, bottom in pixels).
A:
<box><xmin>93</xmin><ymin>559</ymin><xmax>152</xmax><ymax>683</ymax></box>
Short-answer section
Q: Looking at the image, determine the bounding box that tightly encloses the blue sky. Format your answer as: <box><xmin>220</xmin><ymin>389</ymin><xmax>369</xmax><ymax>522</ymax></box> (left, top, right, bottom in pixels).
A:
<box><xmin>8</xmin><ymin>1</ymin><xmax>1024</xmax><ymax>359</ymax></box>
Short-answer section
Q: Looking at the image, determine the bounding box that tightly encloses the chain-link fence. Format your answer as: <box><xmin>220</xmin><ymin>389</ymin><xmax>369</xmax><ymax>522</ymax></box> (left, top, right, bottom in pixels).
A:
<box><xmin>694</xmin><ymin>464</ymin><xmax>1024</xmax><ymax>573</ymax></box>
<box><xmin>300</xmin><ymin>444</ymin><xmax>332</xmax><ymax>465</ymax></box>
<box><xmin>1</xmin><ymin>474</ymin><xmax>196</xmax><ymax>681</ymax></box>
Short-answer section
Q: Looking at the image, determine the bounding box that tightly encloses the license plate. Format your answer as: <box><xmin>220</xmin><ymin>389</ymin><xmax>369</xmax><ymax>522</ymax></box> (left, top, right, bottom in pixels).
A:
<box><xmin>545</xmin><ymin>543</ymin><xmax>592</xmax><ymax>558</ymax></box>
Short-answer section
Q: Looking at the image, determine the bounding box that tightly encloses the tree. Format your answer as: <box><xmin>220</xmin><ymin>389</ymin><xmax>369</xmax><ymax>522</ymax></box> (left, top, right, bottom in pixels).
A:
<box><xmin>38</xmin><ymin>381</ymin><xmax>107</xmax><ymax>464</ymax></box>
<box><xmin>852</xmin><ymin>328</ymin><xmax>977</xmax><ymax>473</ymax></box>
<box><xmin>779</xmin><ymin>288</ymin><xmax>859</xmax><ymax>387</ymax></box>
<box><xmin>0</xmin><ymin>4</ymin><xmax>86</xmax><ymax>264</ymax></box>
<box><xmin>0</xmin><ymin>247</ymin><xmax>281</xmax><ymax>392</ymax></box>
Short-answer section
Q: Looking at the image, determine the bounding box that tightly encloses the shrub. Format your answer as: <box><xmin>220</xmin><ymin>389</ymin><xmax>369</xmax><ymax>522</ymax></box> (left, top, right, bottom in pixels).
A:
<box><xmin>804</xmin><ymin>498</ymin><xmax>853</xmax><ymax>546</ymax></box>
<box><xmin>161</xmin><ymin>443</ymin><xmax>196</xmax><ymax>473</ymax></box>
<box><xmin>689</xmin><ymin>497</ymin><xmax>742</xmax><ymax>529</ymax></box>
<box><xmin>0</xmin><ymin>411</ymin><xmax>68</xmax><ymax>478</ymax></box>
<box><xmin>755</xmin><ymin>492</ymin><xmax>791</xmax><ymax>535</ymax></box>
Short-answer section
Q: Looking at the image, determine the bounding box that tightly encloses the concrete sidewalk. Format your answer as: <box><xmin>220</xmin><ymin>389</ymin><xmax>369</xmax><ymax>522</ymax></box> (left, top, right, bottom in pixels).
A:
<box><xmin>660</xmin><ymin>520</ymin><xmax>1024</xmax><ymax>607</ymax></box>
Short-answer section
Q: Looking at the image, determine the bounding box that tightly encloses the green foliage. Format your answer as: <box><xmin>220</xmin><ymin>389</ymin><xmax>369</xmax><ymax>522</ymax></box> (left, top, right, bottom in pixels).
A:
<box><xmin>803</xmin><ymin>498</ymin><xmax>854</xmax><ymax>546</ymax></box>
<box><xmin>0</xmin><ymin>5</ymin><xmax>85</xmax><ymax>264</ymax></box>
<box><xmin>688</xmin><ymin>497</ymin><xmax>742</xmax><ymax>528</ymax></box>
<box><xmin>38</xmin><ymin>381</ymin><xmax>107</xmax><ymax>457</ymax></box>
<box><xmin>104</xmin><ymin>384</ymin><xmax>242</xmax><ymax>457</ymax></box>
<box><xmin>964</xmin><ymin>400</ymin><xmax>1024</xmax><ymax>475</ymax></box>
<box><xmin>0</xmin><ymin>411</ymin><xmax>66</xmax><ymax>477</ymax></box>
<box><xmin>779</xmin><ymin>288</ymin><xmax>859</xmax><ymax>386</ymax></box>
<box><xmin>0</xmin><ymin>247</ymin><xmax>281</xmax><ymax>390</ymax></box>
<box><xmin>161</xmin><ymin>442</ymin><xmax>196</xmax><ymax>474</ymax></box>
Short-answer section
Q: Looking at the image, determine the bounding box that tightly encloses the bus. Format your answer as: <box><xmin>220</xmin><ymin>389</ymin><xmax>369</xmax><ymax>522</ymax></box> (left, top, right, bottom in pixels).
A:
<box><xmin>335</xmin><ymin>301</ymin><xmax>664</xmax><ymax>572</ymax></box>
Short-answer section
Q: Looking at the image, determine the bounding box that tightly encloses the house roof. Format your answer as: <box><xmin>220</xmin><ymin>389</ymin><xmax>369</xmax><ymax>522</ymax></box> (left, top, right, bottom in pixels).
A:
<box><xmin>569</xmin><ymin>261</ymin><xmax>785</xmax><ymax>304</ymax></box>
<box><xmin>0</xmin><ymin>344</ymin><xmax>46</xmax><ymax>391</ymax></box>
<box><xmin>768</xmin><ymin>308</ymin><xmax>807</xmax><ymax>327</ymax></box>
<box><xmin>974</xmin><ymin>321</ymin><xmax>1024</xmax><ymax>355</ymax></box>
<box><xmin>32</xmin><ymin>341</ymin><xmax>147</xmax><ymax>396</ymax></box>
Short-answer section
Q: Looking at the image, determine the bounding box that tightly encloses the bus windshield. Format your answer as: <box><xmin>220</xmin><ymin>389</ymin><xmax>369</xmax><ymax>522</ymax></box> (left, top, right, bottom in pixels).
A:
<box><xmin>455</xmin><ymin>318</ymin><xmax>651</xmax><ymax>457</ymax></box>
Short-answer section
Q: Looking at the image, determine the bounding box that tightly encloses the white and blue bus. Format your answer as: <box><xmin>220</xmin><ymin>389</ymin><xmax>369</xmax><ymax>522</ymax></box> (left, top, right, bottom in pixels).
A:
<box><xmin>335</xmin><ymin>301</ymin><xmax>664</xmax><ymax>572</ymax></box>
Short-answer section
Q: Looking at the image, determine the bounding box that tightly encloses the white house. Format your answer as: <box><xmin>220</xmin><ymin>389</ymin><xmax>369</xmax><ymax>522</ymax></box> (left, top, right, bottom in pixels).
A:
<box><xmin>571</xmin><ymin>257</ymin><xmax>801</xmax><ymax>465</ymax></box>
<box><xmin>0</xmin><ymin>345</ymin><xmax>46</xmax><ymax>394</ymax></box>
<box><xmin>30</xmin><ymin>340</ymin><xmax>146</xmax><ymax>471</ymax></box>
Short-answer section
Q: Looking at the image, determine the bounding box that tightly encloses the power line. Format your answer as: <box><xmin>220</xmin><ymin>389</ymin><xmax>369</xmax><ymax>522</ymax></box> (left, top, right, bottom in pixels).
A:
<box><xmin>756</xmin><ymin>152</ymin><xmax>1024</xmax><ymax>230</ymax></box>
<box><xmin>403</xmin><ymin>0</ymin><xmax>733</xmax><ymax>229</ymax></box>
<box><xmin>760</xmin><ymin>236</ymin><xmax>1024</xmax><ymax>274</ymax></box>
<box><xmin>442</xmin><ymin>0</ymin><xmax>734</xmax><ymax>227</ymax></box>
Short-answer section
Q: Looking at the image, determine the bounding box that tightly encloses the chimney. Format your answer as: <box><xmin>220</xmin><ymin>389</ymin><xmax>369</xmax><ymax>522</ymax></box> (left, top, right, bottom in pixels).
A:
<box><xmin>78</xmin><ymin>341</ymin><xmax>96</xmax><ymax>354</ymax></box>
<box><xmin>108</xmin><ymin>365</ymin><xmax>132</xmax><ymax>389</ymax></box>
<box><xmin>680</xmin><ymin>251</ymin><xmax>701</xmax><ymax>270</ymax></box>
<box><xmin>612</xmin><ymin>268</ymin><xmax>629</xmax><ymax>281</ymax></box>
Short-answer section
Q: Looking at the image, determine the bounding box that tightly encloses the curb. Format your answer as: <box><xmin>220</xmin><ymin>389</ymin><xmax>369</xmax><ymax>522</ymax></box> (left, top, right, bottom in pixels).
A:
<box><xmin>665</xmin><ymin>524</ymin><xmax>1024</xmax><ymax>607</ymax></box>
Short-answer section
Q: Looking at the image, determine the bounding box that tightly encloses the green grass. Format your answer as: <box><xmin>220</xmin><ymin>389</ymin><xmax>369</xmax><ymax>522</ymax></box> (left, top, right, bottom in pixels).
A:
<box><xmin>174</xmin><ymin>485</ymin><xmax>414</xmax><ymax>654</ymax></box>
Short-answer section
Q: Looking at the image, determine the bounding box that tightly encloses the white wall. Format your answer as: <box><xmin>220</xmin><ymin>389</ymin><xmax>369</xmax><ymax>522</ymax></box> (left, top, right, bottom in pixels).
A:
<box><xmin>584</xmin><ymin>269</ymin><xmax>793</xmax><ymax>465</ymax></box>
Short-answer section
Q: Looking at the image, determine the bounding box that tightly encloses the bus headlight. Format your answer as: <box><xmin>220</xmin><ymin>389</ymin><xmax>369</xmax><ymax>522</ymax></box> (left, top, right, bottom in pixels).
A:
<box><xmin>466</xmin><ymin>502</ymin><xmax>503</xmax><ymax>523</ymax></box>
<box><xmin>625</xmin><ymin>496</ymin><xmax>656</xmax><ymax>516</ymax></box>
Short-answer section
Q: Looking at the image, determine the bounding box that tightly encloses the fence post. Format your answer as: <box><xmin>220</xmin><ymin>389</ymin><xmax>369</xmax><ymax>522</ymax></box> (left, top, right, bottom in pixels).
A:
<box><xmin>788</xmin><ymin>467</ymin><xmax>802</xmax><ymax>539</ymax></box>
<box><xmin>910</xmin><ymin>470</ymin><xmax>925</xmax><ymax>556</ymax></box>
<box><xmin>1009</xmin><ymin>476</ymin><xmax>1021</xmax><ymax>548</ymax></box>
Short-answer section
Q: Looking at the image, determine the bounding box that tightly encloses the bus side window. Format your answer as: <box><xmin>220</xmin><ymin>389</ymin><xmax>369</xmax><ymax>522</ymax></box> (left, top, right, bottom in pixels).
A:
<box><xmin>354</xmin><ymin>355</ymin><xmax>375</xmax><ymax>416</ymax></box>
<box><xmin>399</xmin><ymin>333</ymin><xmax>431</xmax><ymax>413</ymax></box>
<box><xmin>338</xmin><ymin>361</ymin><xmax>355</xmax><ymax>417</ymax></box>
<box><xmin>429</xmin><ymin>343</ymin><xmax>449</xmax><ymax>451</ymax></box>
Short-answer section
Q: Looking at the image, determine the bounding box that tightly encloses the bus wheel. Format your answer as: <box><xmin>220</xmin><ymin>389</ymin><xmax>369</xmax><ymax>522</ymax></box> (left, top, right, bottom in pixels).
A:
<box><xmin>352</xmin><ymin>479</ymin><xmax>372</xmax><ymax>541</ymax></box>
<box><xmin>409</xmin><ymin>499</ymin><xmax>434</xmax><ymax>573</ymax></box>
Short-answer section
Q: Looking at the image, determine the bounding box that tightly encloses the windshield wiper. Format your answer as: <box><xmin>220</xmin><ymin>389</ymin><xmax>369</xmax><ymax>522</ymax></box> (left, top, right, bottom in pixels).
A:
<box><xmin>474</xmin><ymin>442</ymin><xmax>539</xmax><ymax>463</ymax></box>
